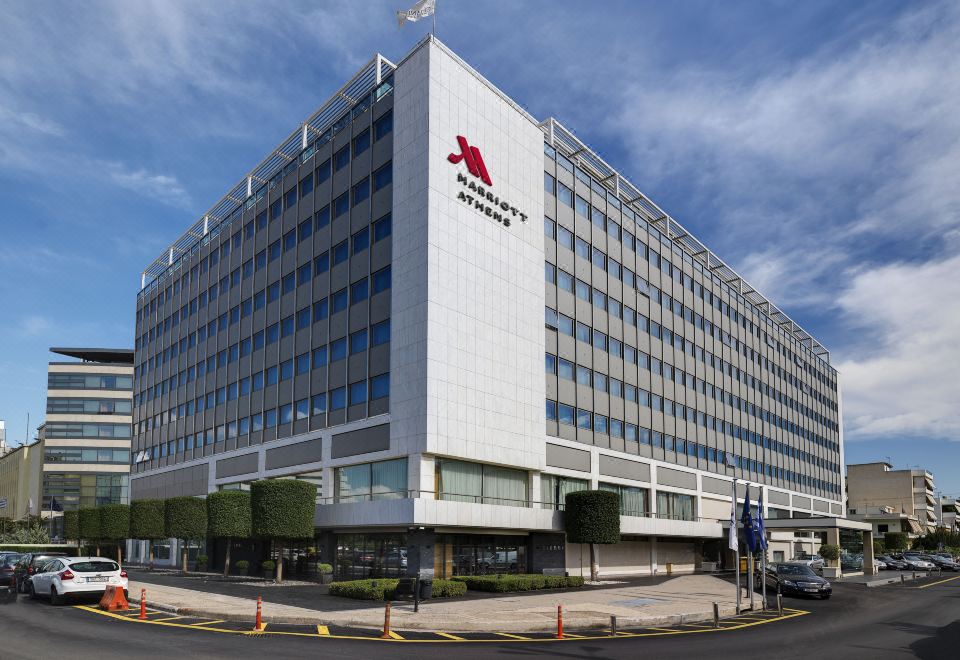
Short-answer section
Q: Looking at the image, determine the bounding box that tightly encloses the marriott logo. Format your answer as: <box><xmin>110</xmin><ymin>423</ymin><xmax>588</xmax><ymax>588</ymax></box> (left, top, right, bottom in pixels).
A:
<box><xmin>448</xmin><ymin>135</ymin><xmax>492</xmax><ymax>186</ymax></box>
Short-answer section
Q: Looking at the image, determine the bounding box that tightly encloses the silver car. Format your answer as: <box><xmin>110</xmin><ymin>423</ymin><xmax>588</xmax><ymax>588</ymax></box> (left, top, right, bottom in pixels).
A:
<box><xmin>791</xmin><ymin>554</ymin><xmax>825</xmax><ymax>571</ymax></box>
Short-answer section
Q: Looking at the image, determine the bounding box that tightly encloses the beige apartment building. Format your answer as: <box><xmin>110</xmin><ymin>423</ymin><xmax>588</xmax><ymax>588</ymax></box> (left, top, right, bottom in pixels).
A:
<box><xmin>0</xmin><ymin>442</ymin><xmax>43</xmax><ymax>520</ymax></box>
<box><xmin>847</xmin><ymin>462</ymin><xmax>937</xmax><ymax>537</ymax></box>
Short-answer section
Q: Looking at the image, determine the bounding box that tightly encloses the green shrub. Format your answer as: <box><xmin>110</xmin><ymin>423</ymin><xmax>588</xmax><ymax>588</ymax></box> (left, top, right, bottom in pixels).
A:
<box><xmin>818</xmin><ymin>544</ymin><xmax>841</xmax><ymax>562</ymax></box>
<box><xmin>207</xmin><ymin>491</ymin><xmax>251</xmax><ymax>539</ymax></box>
<box><xmin>63</xmin><ymin>510</ymin><xmax>79</xmax><ymax>543</ymax></box>
<box><xmin>564</xmin><ymin>490</ymin><xmax>620</xmax><ymax>545</ymax></box>
<box><xmin>328</xmin><ymin>578</ymin><xmax>467</xmax><ymax>600</ymax></box>
<box><xmin>197</xmin><ymin>554</ymin><xmax>209</xmax><ymax>566</ymax></box>
<box><xmin>318</xmin><ymin>563</ymin><xmax>333</xmax><ymax>574</ymax></box>
<box><xmin>884</xmin><ymin>532</ymin><xmax>909</xmax><ymax>552</ymax></box>
<box><xmin>262</xmin><ymin>560</ymin><xmax>276</xmax><ymax>571</ymax></box>
<box><xmin>452</xmin><ymin>574</ymin><xmax>584</xmax><ymax>592</ymax></box>
<box><xmin>250</xmin><ymin>480</ymin><xmax>316</xmax><ymax>541</ymax></box>
<box><xmin>78</xmin><ymin>507</ymin><xmax>100</xmax><ymax>542</ymax></box>
<box><xmin>165</xmin><ymin>497</ymin><xmax>207</xmax><ymax>541</ymax></box>
<box><xmin>130</xmin><ymin>500</ymin><xmax>166</xmax><ymax>540</ymax></box>
<box><xmin>235</xmin><ymin>560</ymin><xmax>250</xmax><ymax>570</ymax></box>
<box><xmin>99</xmin><ymin>504</ymin><xmax>130</xmax><ymax>541</ymax></box>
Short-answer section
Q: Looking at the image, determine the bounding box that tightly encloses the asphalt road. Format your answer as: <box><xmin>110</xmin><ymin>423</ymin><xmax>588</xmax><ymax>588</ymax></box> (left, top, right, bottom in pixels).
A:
<box><xmin>0</xmin><ymin>576</ymin><xmax>957</xmax><ymax>659</ymax></box>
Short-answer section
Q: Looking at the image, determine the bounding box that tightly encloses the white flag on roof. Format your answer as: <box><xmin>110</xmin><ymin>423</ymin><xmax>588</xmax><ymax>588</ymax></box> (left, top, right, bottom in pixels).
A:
<box><xmin>397</xmin><ymin>0</ymin><xmax>435</xmax><ymax>26</ymax></box>
<box><xmin>728</xmin><ymin>479</ymin><xmax>738</xmax><ymax>553</ymax></box>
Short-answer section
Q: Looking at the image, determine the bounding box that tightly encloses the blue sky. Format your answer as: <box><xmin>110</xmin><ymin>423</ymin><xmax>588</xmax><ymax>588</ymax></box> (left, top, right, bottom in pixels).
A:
<box><xmin>1</xmin><ymin>1</ymin><xmax>957</xmax><ymax>494</ymax></box>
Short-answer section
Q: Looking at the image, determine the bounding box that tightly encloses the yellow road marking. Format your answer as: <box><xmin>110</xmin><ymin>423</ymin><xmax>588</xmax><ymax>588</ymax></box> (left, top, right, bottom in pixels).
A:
<box><xmin>151</xmin><ymin>616</ymin><xmax>185</xmax><ymax>622</ymax></box>
<box><xmin>917</xmin><ymin>575</ymin><xmax>960</xmax><ymax>589</ymax></box>
<box><xmin>190</xmin><ymin>620</ymin><xmax>227</xmax><ymax>626</ymax></box>
<box><xmin>251</xmin><ymin>624</ymin><xmax>269</xmax><ymax>632</ymax></box>
<box><xmin>316</xmin><ymin>625</ymin><xmax>330</xmax><ymax>636</ymax></box>
<box><xmin>73</xmin><ymin>603</ymin><xmax>810</xmax><ymax>643</ymax></box>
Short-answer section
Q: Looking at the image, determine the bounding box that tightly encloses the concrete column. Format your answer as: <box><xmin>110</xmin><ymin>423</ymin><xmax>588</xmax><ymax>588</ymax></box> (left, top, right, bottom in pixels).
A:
<box><xmin>405</xmin><ymin>528</ymin><xmax>435</xmax><ymax>577</ymax></box>
<box><xmin>650</xmin><ymin>537</ymin><xmax>658</xmax><ymax>577</ymax></box>
<box><xmin>863</xmin><ymin>530</ymin><xmax>876</xmax><ymax>575</ymax></box>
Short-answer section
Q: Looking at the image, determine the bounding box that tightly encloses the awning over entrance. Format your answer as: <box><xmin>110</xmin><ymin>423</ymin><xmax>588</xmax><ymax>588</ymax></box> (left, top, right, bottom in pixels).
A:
<box><xmin>761</xmin><ymin>517</ymin><xmax>872</xmax><ymax>532</ymax></box>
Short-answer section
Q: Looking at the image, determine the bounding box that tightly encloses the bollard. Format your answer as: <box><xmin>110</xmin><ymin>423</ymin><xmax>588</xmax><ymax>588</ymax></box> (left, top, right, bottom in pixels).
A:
<box><xmin>381</xmin><ymin>601</ymin><xmax>392</xmax><ymax>639</ymax></box>
<box><xmin>610</xmin><ymin>615</ymin><xmax>617</xmax><ymax>636</ymax></box>
<box><xmin>139</xmin><ymin>588</ymin><xmax>147</xmax><ymax>620</ymax></box>
<box><xmin>556</xmin><ymin>604</ymin><xmax>564</xmax><ymax>639</ymax></box>
<box><xmin>776</xmin><ymin>593</ymin><xmax>783</xmax><ymax>617</ymax></box>
<box><xmin>901</xmin><ymin>574</ymin><xmax>905</xmax><ymax>584</ymax></box>
<box><xmin>712</xmin><ymin>602</ymin><xmax>720</xmax><ymax>629</ymax></box>
<box><xmin>913</xmin><ymin>572</ymin><xmax>916</xmax><ymax>580</ymax></box>
<box><xmin>254</xmin><ymin>595</ymin><xmax>263</xmax><ymax>631</ymax></box>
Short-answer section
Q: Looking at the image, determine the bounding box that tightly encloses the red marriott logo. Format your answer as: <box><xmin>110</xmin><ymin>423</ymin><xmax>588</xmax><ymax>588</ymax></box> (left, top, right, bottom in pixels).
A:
<box><xmin>448</xmin><ymin>135</ymin><xmax>492</xmax><ymax>186</ymax></box>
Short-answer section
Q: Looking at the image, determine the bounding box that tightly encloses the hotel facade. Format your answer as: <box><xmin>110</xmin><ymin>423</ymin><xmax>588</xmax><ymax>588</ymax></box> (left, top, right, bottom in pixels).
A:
<box><xmin>131</xmin><ymin>37</ymin><xmax>844</xmax><ymax>578</ymax></box>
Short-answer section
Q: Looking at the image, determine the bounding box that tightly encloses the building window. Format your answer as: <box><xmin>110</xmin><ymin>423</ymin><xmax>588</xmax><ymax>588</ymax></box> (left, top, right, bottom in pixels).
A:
<box><xmin>335</xmin><ymin>458</ymin><xmax>408</xmax><ymax>503</ymax></box>
<box><xmin>334</xmin><ymin>145</ymin><xmax>350</xmax><ymax>171</ymax></box>
<box><xmin>373</xmin><ymin>214</ymin><xmax>391</xmax><ymax>241</ymax></box>
<box><xmin>657</xmin><ymin>491</ymin><xmax>696</xmax><ymax>521</ymax></box>
<box><xmin>374</xmin><ymin>111</ymin><xmax>393</xmax><ymax>140</ymax></box>
<box><xmin>373</xmin><ymin>162</ymin><xmax>392</xmax><ymax>191</ymax></box>
<box><xmin>540</xmin><ymin>474</ymin><xmax>588</xmax><ymax>510</ymax></box>
<box><xmin>353</xmin><ymin>129</ymin><xmax>370</xmax><ymax>156</ymax></box>
<box><xmin>436</xmin><ymin>459</ymin><xmax>528</xmax><ymax>507</ymax></box>
<box><xmin>599</xmin><ymin>483</ymin><xmax>649</xmax><ymax>517</ymax></box>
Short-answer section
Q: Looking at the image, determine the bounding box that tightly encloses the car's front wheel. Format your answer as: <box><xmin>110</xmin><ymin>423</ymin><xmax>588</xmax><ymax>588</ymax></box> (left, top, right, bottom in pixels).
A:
<box><xmin>50</xmin><ymin>586</ymin><xmax>64</xmax><ymax>606</ymax></box>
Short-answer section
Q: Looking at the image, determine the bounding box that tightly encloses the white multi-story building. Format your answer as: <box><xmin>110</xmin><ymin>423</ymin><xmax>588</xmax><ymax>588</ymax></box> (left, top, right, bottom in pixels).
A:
<box><xmin>131</xmin><ymin>37</ymin><xmax>844</xmax><ymax>578</ymax></box>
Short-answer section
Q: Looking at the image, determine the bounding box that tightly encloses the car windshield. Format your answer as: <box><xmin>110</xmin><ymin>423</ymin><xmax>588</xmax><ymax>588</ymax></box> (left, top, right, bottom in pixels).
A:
<box><xmin>31</xmin><ymin>555</ymin><xmax>64</xmax><ymax>567</ymax></box>
<box><xmin>778</xmin><ymin>565</ymin><xmax>817</xmax><ymax>576</ymax></box>
<box><xmin>69</xmin><ymin>561</ymin><xmax>119</xmax><ymax>573</ymax></box>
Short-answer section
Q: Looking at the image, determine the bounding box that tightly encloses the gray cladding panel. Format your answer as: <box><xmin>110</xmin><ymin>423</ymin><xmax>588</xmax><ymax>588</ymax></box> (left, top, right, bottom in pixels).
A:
<box><xmin>792</xmin><ymin>495</ymin><xmax>812</xmax><ymax>509</ymax></box>
<box><xmin>656</xmin><ymin>466</ymin><xmax>697</xmax><ymax>490</ymax></box>
<box><xmin>130</xmin><ymin>463</ymin><xmax>209</xmax><ymax>500</ymax></box>
<box><xmin>330</xmin><ymin>423</ymin><xmax>390</xmax><ymax>459</ymax></box>
<box><xmin>545</xmin><ymin>443</ymin><xmax>591</xmax><ymax>473</ymax></box>
<box><xmin>701</xmin><ymin>475</ymin><xmax>730</xmax><ymax>497</ymax></box>
<box><xmin>768</xmin><ymin>490</ymin><xmax>791</xmax><ymax>506</ymax></box>
<box><xmin>215</xmin><ymin>452</ymin><xmax>260</xmax><ymax>478</ymax></box>
<box><xmin>598</xmin><ymin>454</ymin><xmax>650</xmax><ymax>482</ymax></box>
<box><xmin>265</xmin><ymin>437</ymin><xmax>323</xmax><ymax>470</ymax></box>
<box><xmin>812</xmin><ymin>499</ymin><xmax>830</xmax><ymax>513</ymax></box>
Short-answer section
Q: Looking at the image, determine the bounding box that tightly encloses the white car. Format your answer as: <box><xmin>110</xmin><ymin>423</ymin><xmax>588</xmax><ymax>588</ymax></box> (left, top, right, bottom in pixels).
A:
<box><xmin>28</xmin><ymin>557</ymin><xmax>128</xmax><ymax>605</ymax></box>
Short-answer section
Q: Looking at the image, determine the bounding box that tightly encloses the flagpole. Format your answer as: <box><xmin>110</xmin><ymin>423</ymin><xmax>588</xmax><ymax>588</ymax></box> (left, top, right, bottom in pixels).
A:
<box><xmin>432</xmin><ymin>0</ymin><xmax>437</xmax><ymax>35</ymax></box>
<box><xmin>761</xmin><ymin>485</ymin><xmax>767</xmax><ymax>611</ymax></box>
<box><xmin>748</xmin><ymin>484</ymin><xmax>755</xmax><ymax>611</ymax></box>
<box><xmin>732</xmin><ymin>478</ymin><xmax>740</xmax><ymax>615</ymax></box>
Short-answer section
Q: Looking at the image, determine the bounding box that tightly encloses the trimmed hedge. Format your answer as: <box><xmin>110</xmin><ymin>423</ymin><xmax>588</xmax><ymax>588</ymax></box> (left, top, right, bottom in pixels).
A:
<box><xmin>78</xmin><ymin>507</ymin><xmax>101</xmax><ymax>541</ymax></box>
<box><xmin>63</xmin><ymin>510</ymin><xmax>79</xmax><ymax>543</ymax></box>
<box><xmin>130</xmin><ymin>499</ymin><xmax>166</xmax><ymax>540</ymax></box>
<box><xmin>328</xmin><ymin>578</ymin><xmax>467</xmax><ymax>600</ymax></box>
<box><xmin>165</xmin><ymin>496</ymin><xmax>207</xmax><ymax>541</ymax></box>
<box><xmin>452</xmin><ymin>574</ymin><xmax>585</xmax><ymax>592</ymax></box>
<box><xmin>207</xmin><ymin>490</ymin><xmax>251</xmax><ymax>539</ymax></box>
<box><xmin>885</xmin><ymin>532</ymin><xmax>909</xmax><ymax>552</ymax></box>
<box><xmin>251</xmin><ymin>479</ymin><xmax>316</xmax><ymax>540</ymax></box>
<box><xmin>99</xmin><ymin>504</ymin><xmax>131</xmax><ymax>541</ymax></box>
<box><xmin>564</xmin><ymin>490</ymin><xmax>620</xmax><ymax>545</ymax></box>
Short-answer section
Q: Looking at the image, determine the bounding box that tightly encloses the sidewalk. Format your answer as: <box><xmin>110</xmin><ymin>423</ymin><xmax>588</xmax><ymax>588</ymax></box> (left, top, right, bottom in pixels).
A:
<box><xmin>128</xmin><ymin>572</ymin><xmax>746</xmax><ymax>633</ymax></box>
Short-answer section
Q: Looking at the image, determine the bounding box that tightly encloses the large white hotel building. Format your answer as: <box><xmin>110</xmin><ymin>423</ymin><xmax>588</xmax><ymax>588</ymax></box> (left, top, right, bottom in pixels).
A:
<box><xmin>130</xmin><ymin>37</ymin><xmax>844</xmax><ymax>578</ymax></box>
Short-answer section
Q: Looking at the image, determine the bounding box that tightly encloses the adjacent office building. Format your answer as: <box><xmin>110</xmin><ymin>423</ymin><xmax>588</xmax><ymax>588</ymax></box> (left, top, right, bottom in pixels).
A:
<box><xmin>131</xmin><ymin>37</ymin><xmax>843</xmax><ymax>577</ymax></box>
<box><xmin>937</xmin><ymin>496</ymin><xmax>959</xmax><ymax>533</ymax></box>
<box><xmin>847</xmin><ymin>462</ymin><xmax>938</xmax><ymax>536</ymax></box>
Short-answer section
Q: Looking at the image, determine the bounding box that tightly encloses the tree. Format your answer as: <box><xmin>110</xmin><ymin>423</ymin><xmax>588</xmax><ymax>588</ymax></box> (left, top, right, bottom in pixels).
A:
<box><xmin>79</xmin><ymin>507</ymin><xmax>101</xmax><ymax>555</ymax></box>
<box><xmin>165</xmin><ymin>497</ymin><xmax>207</xmax><ymax>573</ymax></box>
<box><xmin>885</xmin><ymin>532</ymin><xmax>909</xmax><ymax>552</ymax></box>
<box><xmin>130</xmin><ymin>499</ymin><xmax>166</xmax><ymax>570</ymax></box>
<box><xmin>99</xmin><ymin>504</ymin><xmax>131</xmax><ymax>564</ymax></box>
<box><xmin>818</xmin><ymin>543</ymin><xmax>841</xmax><ymax>567</ymax></box>
<box><xmin>63</xmin><ymin>510</ymin><xmax>79</xmax><ymax>545</ymax></box>
<box><xmin>564</xmin><ymin>490</ymin><xmax>621</xmax><ymax>582</ymax></box>
<box><xmin>251</xmin><ymin>480</ymin><xmax>316</xmax><ymax>583</ymax></box>
<box><xmin>207</xmin><ymin>491</ymin><xmax>251</xmax><ymax>577</ymax></box>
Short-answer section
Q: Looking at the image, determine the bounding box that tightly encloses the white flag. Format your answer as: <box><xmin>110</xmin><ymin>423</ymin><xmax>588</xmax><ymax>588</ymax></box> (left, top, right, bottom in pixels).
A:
<box><xmin>728</xmin><ymin>478</ymin><xmax>738</xmax><ymax>553</ymax></box>
<box><xmin>397</xmin><ymin>0</ymin><xmax>435</xmax><ymax>26</ymax></box>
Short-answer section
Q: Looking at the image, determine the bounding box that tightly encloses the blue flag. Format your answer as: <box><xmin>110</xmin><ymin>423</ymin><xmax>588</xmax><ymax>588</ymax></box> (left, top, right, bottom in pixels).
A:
<box><xmin>741</xmin><ymin>487</ymin><xmax>756</xmax><ymax>553</ymax></box>
<box><xmin>755</xmin><ymin>502</ymin><xmax>767</xmax><ymax>551</ymax></box>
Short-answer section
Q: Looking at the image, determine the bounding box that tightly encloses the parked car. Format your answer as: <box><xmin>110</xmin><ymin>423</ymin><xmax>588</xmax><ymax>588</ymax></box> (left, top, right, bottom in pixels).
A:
<box><xmin>874</xmin><ymin>558</ymin><xmax>888</xmax><ymax>570</ymax></box>
<box><xmin>765</xmin><ymin>562</ymin><xmax>832</xmax><ymax>599</ymax></box>
<box><xmin>921</xmin><ymin>554</ymin><xmax>960</xmax><ymax>571</ymax></box>
<box><xmin>791</xmin><ymin>554</ymin><xmax>825</xmax><ymax>571</ymax></box>
<box><xmin>28</xmin><ymin>557</ymin><xmax>127</xmax><ymax>605</ymax></box>
<box><xmin>0</xmin><ymin>554</ymin><xmax>22</xmax><ymax>589</ymax></box>
<box><xmin>841</xmin><ymin>554</ymin><xmax>864</xmax><ymax>571</ymax></box>
<box><xmin>901</xmin><ymin>554</ymin><xmax>936</xmax><ymax>570</ymax></box>
<box><xmin>13</xmin><ymin>552</ymin><xmax>68</xmax><ymax>593</ymax></box>
<box><xmin>878</xmin><ymin>555</ymin><xmax>908</xmax><ymax>570</ymax></box>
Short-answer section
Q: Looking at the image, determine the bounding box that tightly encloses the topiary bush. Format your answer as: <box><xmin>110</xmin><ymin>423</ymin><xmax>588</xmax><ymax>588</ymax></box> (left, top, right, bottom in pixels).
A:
<box><xmin>207</xmin><ymin>491</ymin><xmax>251</xmax><ymax>576</ymax></box>
<box><xmin>327</xmin><ymin>578</ymin><xmax>466</xmax><ymax>600</ymax></box>
<box><xmin>165</xmin><ymin>496</ymin><xmax>207</xmax><ymax>573</ymax></box>
<box><xmin>78</xmin><ymin>507</ymin><xmax>101</xmax><ymax>553</ymax></box>
<box><xmin>452</xmin><ymin>574</ymin><xmax>585</xmax><ymax>592</ymax></box>
<box><xmin>818</xmin><ymin>543</ymin><xmax>841</xmax><ymax>567</ymax></box>
<box><xmin>63</xmin><ymin>510</ymin><xmax>79</xmax><ymax>544</ymax></box>
<box><xmin>130</xmin><ymin>499</ymin><xmax>166</xmax><ymax>569</ymax></box>
<box><xmin>564</xmin><ymin>489</ymin><xmax>621</xmax><ymax>581</ymax></box>
<box><xmin>250</xmin><ymin>479</ymin><xmax>316</xmax><ymax>583</ymax></box>
<box><xmin>99</xmin><ymin>504</ymin><xmax>131</xmax><ymax>563</ymax></box>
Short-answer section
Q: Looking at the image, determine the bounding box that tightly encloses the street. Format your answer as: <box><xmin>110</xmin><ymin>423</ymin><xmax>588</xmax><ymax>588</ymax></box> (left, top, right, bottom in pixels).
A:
<box><xmin>0</xmin><ymin>577</ymin><xmax>957</xmax><ymax>659</ymax></box>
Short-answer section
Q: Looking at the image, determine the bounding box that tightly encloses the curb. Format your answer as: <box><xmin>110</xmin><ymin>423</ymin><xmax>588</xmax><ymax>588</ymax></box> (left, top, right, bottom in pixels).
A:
<box><xmin>860</xmin><ymin>572</ymin><xmax>931</xmax><ymax>588</ymax></box>
<box><xmin>128</xmin><ymin>594</ymin><xmax>747</xmax><ymax>632</ymax></box>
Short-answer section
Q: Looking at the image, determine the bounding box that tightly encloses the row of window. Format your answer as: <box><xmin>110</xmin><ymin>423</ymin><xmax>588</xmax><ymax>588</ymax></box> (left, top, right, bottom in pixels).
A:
<box><xmin>544</xmin><ymin>215</ymin><xmax>837</xmax><ymax>409</ymax></box>
<box><xmin>543</xmin><ymin>142</ymin><xmax>832</xmax><ymax>379</ymax></box>
<box><xmin>136</xmin><ymin>319</ymin><xmax>389</xmax><ymax>426</ymax></box>
<box><xmin>44</xmin><ymin>423</ymin><xmax>132</xmax><ymax>439</ymax></box>
<box><xmin>46</xmin><ymin>398</ymin><xmax>132</xmax><ymax>415</ymax></box>
<box><xmin>545</xmin><ymin>398</ymin><xmax>838</xmax><ymax>495</ymax></box>
<box><xmin>48</xmin><ymin>373</ymin><xmax>132</xmax><ymax>391</ymax></box>
<box><xmin>44</xmin><ymin>448</ymin><xmax>130</xmax><ymax>464</ymax></box>
<box><xmin>137</xmin><ymin>262</ymin><xmax>391</xmax><ymax>388</ymax></box>
<box><xmin>139</xmin><ymin>373</ymin><xmax>390</xmax><ymax>461</ymax></box>
<box><xmin>546</xmin><ymin>305</ymin><xmax>839</xmax><ymax>455</ymax></box>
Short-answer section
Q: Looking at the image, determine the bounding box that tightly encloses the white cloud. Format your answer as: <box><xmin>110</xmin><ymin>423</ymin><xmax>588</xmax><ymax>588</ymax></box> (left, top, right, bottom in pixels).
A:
<box><xmin>18</xmin><ymin>315</ymin><xmax>52</xmax><ymax>338</ymax></box>
<box><xmin>103</xmin><ymin>162</ymin><xmax>192</xmax><ymax>209</ymax></box>
<box><xmin>836</xmin><ymin>254</ymin><xmax>960</xmax><ymax>441</ymax></box>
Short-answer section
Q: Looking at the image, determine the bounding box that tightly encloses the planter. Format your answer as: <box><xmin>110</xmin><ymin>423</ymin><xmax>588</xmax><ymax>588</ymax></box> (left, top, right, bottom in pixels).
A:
<box><xmin>263</xmin><ymin>569</ymin><xmax>275</xmax><ymax>581</ymax></box>
<box><xmin>822</xmin><ymin>566</ymin><xmax>841</xmax><ymax>579</ymax></box>
<box><xmin>320</xmin><ymin>573</ymin><xmax>333</xmax><ymax>585</ymax></box>
<box><xmin>701</xmin><ymin>561</ymin><xmax>717</xmax><ymax>573</ymax></box>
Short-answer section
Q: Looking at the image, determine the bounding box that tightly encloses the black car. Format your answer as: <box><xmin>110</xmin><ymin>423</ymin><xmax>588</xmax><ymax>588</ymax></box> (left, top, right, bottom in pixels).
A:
<box><xmin>878</xmin><ymin>555</ymin><xmax>908</xmax><ymax>570</ymax></box>
<box><xmin>921</xmin><ymin>554</ymin><xmax>960</xmax><ymax>571</ymax></box>
<box><xmin>765</xmin><ymin>562</ymin><xmax>832</xmax><ymax>599</ymax></box>
<box><xmin>13</xmin><ymin>552</ymin><xmax>68</xmax><ymax>593</ymax></box>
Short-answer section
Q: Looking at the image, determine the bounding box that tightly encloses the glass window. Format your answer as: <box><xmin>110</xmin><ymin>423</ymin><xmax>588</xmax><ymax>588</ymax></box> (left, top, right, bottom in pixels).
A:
<box><xmin>374</xmin><ymin>110</ymin><xmax>393</xmax><ymax>140</ymax></box>
<box><xmin>373</xmin><ymin>214</ymin><xmax>392</xmax><ymax>241</ymax></box>
<box><xmin>349</xmin><ymin>380</ymin><xmax>367</xmax><ymax>405</ymax></box>
<box><xmin>332</xmin><ymin>288</ymin><xmax>348</xmax><ymax>312</ymax></box>
<box><xmin>353</xmin><ymin>128</ymin><xmax>370</xmax><ymax>156</ymax></box>
<box><xmin>330</xmin><ymin>387</ymin><xmax>346</xmax><ymax>410</ymax></box>
<box><xmin>316</xmin><ymin>158</ymin><xmax>331</xmax><ymax>184</ymax></box>
<box><xmin>330</xmin><ymin>337</ymin><xmax>347</xmax><ymax>361</ymax></box>
<box><xmin>351</xmin><ymin>278</ymin><xmax>369</xmax><ymax>304</ymax></box>
<box><xmin>336</xmin><ymin>458</ymin><xmax>407</xmax><ymax>503</ymax></box>
<box><xmin>373</xmin><ymin>162</ymin><xmax>392</xmax><ymax>191</ymax></box>
<box><xmin>299</xmin><ymin>173</ymin><xmax>314</xmax><ymax>198</ymax></box>
<box><xmin>352</xmin><ymin>177</ymin><xmax>370</xmax><ymax>205</ymax></box>
<box><xmin>372</xmin><ymin>266</ymin><xmax>391</xmax><ymax>293</ymax></box>
<box><xmin>352</xmin><ymin>227</ymin><xmax>369</xmax><ymax>254</ymax></box>
<box><xmin>371</xmin><ymin>319</ymin><xmax>390</xmax><ymax>345</ymax></box>
<box><xmin>370</xmin><ymin>373</ymin><xmax>389</xmax><ymax>399</ymax></box>
<box><xmin>334</xmin><ymin>192</ymin><xmax>349</xmax><ymax>218</ymax></box>
<box><xmin>350</xmin><ymin>329</ymin><xmax>368</xmax><ymax>354</ymax></box>
<box><xmin>332</xmin><ymin>241</ymin><xmax>348</xmax><ymax>265</ymax></box>
<box><xmin>334</xmin><ymin>145</ymin><xmax>350</xmax><ymax>171</ymax></box>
